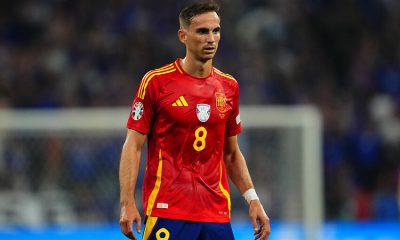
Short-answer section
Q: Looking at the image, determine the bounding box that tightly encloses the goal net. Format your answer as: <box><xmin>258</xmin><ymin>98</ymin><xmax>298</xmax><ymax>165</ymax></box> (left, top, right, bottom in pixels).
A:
<box><xmin>0</xmin><ymin>106</ymin><xmax>322</xmax><ymax>239</ymax></box>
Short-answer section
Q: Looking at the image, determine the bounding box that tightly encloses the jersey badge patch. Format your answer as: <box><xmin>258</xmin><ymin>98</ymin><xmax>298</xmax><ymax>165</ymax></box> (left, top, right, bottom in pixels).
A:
<box><xmin>215</xmin><ymin>92</ymin><xmax>227</xmax><ymax>113</ymax></box>
<box><xmin>131</xmin><ymin>101</ymin><xmax>144</xmax><ymax>120</ymax></box>
<box><xmin>196</xmin><ymin>104</ymin><xmax>211</xmax><ymax>122</ymax></box>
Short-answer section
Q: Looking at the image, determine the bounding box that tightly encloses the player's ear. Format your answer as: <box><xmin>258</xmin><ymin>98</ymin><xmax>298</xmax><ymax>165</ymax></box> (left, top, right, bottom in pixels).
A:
<box><xmin>178</xmin><ymin>28</ymin><xmax>187</xmax><ymax>44</ymax></box>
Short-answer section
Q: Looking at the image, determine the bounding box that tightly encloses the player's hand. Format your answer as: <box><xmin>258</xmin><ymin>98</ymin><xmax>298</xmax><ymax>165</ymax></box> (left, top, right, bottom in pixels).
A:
<box><xmin>249</xmin><ymin>199</ymin><xmax>270</xmax><ymax>240</ymax></box>
<box><xmin>119</xmin><ymin>202</ymin><xmax>142</xmax><ymax>239</ymax></box>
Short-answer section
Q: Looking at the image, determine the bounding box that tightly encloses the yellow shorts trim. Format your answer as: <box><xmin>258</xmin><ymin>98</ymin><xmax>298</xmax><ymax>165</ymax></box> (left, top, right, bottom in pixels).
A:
<box><xmin>143</xmin><ymin>216</ymin><xmax>159</xmax><ymax>240</ymax></box>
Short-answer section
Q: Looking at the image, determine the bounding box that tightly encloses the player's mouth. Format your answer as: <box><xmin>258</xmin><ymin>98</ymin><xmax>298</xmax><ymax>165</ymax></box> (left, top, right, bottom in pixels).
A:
<box><xmin>203</xmin><ymin>46</ymin><xmax>216</xmax><ymax>53</ymax></box>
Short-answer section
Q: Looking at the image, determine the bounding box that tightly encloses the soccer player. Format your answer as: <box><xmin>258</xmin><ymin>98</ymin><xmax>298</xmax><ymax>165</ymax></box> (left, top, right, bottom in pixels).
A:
<box><xmin>119</xmin><ymin>1</ymin><xmax>270</xmax><ymax>240</ymax></box>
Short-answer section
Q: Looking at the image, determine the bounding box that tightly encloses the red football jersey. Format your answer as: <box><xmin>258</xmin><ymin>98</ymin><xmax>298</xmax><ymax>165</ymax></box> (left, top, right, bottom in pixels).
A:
<box><xmin>126</xmin><ymin>59</ymin><xmax>242</xmax><ymax>223</ymax></box>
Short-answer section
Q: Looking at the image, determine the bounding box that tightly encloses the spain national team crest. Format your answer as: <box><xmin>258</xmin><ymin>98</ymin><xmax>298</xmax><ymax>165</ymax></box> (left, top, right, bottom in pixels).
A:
<box><xmin>196</xmin><ymin>104</ymin><xmax>211</xmax><ymax>122</ymax></box>
<box><xmin>131</xmin><ymin>101</ymin><xmax>144</xmax><ymax>120</ymax></box>
<box><xmin>215</xmin><ymin>92</ymin><xmax>227</xmax><ymax>113</ymax></box>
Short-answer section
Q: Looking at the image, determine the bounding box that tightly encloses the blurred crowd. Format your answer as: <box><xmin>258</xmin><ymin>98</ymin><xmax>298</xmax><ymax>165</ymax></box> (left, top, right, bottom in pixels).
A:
<box><xmin>0</xmin><ymin>0</ymin><xmax>399</xmax><ymax>220</ymax></box>
<box><xmin>1</xmin><ymin>136</ymin><xmax>122</xmax><ymax>224</ymax></box>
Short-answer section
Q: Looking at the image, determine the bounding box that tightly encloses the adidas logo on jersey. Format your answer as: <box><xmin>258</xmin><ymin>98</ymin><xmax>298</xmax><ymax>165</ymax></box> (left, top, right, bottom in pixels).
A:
<box><xmin>172</xmin><ymin>96</ymin><xmax>188</xmax><ymax>107</ymax></box>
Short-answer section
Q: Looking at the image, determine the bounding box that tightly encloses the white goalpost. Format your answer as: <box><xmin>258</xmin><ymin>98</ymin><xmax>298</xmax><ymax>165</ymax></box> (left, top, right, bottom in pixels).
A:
<box><xmin>240</xmin><ymin>106</ymin><xmax>323</xmax><ymax>240</ymax></box>
<box><xmin>0</xmin><ymin>106</ymin><xmax>322</xmax><ymax>239</ymax></box>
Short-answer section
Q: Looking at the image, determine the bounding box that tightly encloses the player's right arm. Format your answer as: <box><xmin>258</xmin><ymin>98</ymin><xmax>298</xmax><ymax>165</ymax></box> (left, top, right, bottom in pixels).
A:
<box><xmin>119</xmin><ymin>129</ymin><xmax>147</xmax><ymax>240</ymax></box>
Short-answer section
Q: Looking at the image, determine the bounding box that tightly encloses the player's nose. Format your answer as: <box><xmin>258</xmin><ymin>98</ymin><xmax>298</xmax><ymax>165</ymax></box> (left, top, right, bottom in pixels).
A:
<box><xmin>206</xmin><ymin>32</ymin><xmax>216</xmax><ymax>43</ymax></box>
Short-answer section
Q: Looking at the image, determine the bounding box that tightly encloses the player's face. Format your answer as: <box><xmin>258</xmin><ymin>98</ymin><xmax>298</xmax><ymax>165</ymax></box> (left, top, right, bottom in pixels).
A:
<box><xmin>182</xmin><ymin>12</ymin><xmax>221</xmax><ymax>62</ymax></box>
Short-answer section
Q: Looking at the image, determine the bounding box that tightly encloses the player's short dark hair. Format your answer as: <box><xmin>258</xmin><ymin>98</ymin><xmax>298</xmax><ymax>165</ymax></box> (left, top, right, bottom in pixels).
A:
<box><xmin>179</xmin><ymin>1</ymin><xmax>220</xmax><ymax>28</ymax></box>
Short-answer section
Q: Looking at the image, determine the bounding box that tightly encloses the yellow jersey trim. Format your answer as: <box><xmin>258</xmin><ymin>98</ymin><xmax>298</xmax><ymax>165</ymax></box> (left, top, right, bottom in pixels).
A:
<box><xmin>214</xmin><ymin>68</ymin><xmax>236</xmax><ymax>81</ymax></box>
<box><xmin>146</xmin><ymin>150</ymin><xmax>163</xmax><ymax>216</ymax></box>
<box><xmin>138</xmin><ymin>65</ymin><xmax>173</xmax><ymax>98</ymax></box>
<box><xmin>143</xmin><ymin>64</ymin><xmax>174</xmax><ymax>80</ymax></box>
<box><xmin>219</xmin><ymin>161</ymin><xmax>231</xmax><ymax>218</ymax></box>
<box><xmin>138</xmin><ymin>64</ymin><xmax>175</xmax><ymax>99</ymax></box>
<box><xmin>143</xmin><ymin>216</ymin><xmax>158</xmax><ymax>240</ymax></box>
<box><xmin>174</xmin><ymin>60</ymin><xmax>184</xmax><ymax>74</ymax></box>
<box><xmin>140</xmin><ymin>64</ymin><xmax>174</xmax><ymax>91</ymax></box>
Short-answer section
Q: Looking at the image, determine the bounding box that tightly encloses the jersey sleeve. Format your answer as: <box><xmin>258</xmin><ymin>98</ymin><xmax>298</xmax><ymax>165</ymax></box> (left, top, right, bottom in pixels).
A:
<box><xmin>126</xmin><ymin>73</ymin><xmax>158</xmax><ymax>134</ymax></box>
<box><xmin>225</xmin><ymin>82</ymin><xmax>242</xmax><ymax>137</ymax></box>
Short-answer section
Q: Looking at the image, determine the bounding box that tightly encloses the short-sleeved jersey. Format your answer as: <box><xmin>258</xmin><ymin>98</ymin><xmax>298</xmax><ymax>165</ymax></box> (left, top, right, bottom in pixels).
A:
<box><xmin>126</xmin><ymin>59</ymin><xmax>242</xmax><ymax>223</ymax></box>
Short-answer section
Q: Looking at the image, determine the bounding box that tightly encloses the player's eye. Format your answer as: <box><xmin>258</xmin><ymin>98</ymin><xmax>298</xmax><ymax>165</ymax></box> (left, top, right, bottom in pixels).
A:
<box><xmin>213</xmin><ymin>27</ymin><xmax>220</xmax><ymax>34</ymax></box>
<box><xmin>197</xmin><ymin>28</ymin><xmax>209</xmax><ymax>34</ymax></box>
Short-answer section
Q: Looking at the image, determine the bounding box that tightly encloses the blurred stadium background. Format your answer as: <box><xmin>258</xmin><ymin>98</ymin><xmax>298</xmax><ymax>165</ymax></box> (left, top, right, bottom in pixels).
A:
<box><xmin>0</xmin><ymin>0</ymin><xmax>399</xmax><ymax>239</ymax></box>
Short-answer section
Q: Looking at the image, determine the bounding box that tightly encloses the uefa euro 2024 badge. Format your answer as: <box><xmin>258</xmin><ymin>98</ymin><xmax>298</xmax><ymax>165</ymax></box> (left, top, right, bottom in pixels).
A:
<box><xmin>196</xmin><ymin>104</ymin><xmax>211</xmax><ymax>122</ymax></box>
<box><xmin>131</xmin><ymin>101</ymin><xmax>144</xmax><ymax>120</ymax></box>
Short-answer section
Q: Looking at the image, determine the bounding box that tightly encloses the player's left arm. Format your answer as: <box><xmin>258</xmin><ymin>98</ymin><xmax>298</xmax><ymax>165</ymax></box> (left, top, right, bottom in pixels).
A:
<box><xmin>223</xmin><ymin>135</ymin><xmax>271</xmax><ymax>240</ymax></box>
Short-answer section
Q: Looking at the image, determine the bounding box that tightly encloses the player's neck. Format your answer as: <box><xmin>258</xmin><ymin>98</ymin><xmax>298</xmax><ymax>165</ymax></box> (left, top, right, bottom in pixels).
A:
<box><xmin>180</xmin><ymin>57</ymin><xmax>212</xmax><ymax>78</ymax></box>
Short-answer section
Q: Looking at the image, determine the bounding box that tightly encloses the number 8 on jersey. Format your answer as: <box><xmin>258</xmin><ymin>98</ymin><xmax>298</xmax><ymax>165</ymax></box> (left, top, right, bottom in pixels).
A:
<box><xmin>193</xmin><ymin>126</ymin><xmax>207</xmax><ymax>151</ymax></box>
